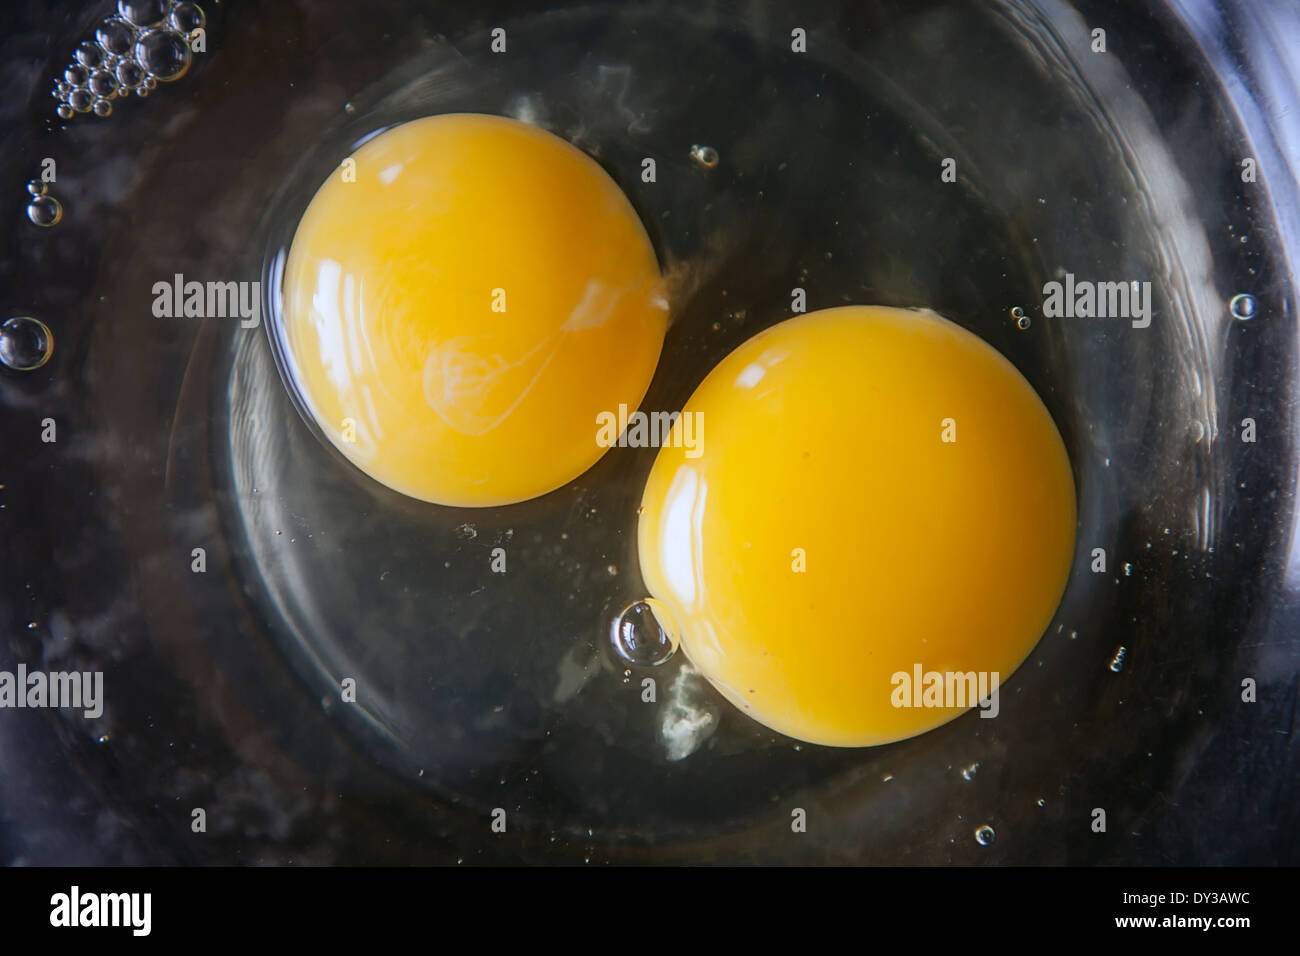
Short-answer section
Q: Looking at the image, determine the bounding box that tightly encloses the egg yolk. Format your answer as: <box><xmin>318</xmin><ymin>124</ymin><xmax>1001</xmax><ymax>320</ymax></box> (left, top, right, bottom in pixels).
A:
<box><xmin>637</xmin><ymin>306</ymin><xmax>1076</xmax><ymax>747</ymax></box>
<box><xmin>280</xmin><ymin>113</ymin><xmax>668</xmax><ymax>506</ymax></box>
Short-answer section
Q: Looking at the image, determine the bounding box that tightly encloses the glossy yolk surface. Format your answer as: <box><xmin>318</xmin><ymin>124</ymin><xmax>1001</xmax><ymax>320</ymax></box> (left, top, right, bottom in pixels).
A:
<box><xmin>637</xmin><ymin>306</ymin><xmax>1077</xmax><ymax>747</ymax></box>
<box><xmin>281</xmin><ymin>113</ymin><xmax>668</xmax><ymax>506</ymax></box>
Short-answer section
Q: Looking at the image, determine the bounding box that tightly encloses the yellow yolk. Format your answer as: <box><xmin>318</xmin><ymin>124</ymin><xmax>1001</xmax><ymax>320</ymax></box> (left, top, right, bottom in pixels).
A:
<box><xmin>281</xmin><ymin>113</ymin><xmax>668</xmax><ymax>506</ymax></box>
<box><xmin>637</xmin><ymin>306</ymin><xmax>1076</xmax><ymax>747</ymax></box>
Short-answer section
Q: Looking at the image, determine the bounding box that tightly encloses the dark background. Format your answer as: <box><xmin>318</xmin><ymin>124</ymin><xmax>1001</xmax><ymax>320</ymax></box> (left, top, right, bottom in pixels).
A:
<box><xmin>0</xmin><ymin>0</ymin><xmax>1296</xmax><ymax>866</ymax></box>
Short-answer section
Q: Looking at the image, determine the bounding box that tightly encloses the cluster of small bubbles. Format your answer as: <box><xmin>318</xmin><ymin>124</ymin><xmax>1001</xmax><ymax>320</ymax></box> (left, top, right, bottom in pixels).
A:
<box><xmin>690</xmin><ymin>144</ymin><xmax>720</xmax><ymax>169</ymax></box>
<box><xmin>1109</xmin><ymin>645</ymin><xmax>1128</xmax><ymax>673</ymax></box>
<box><xmin>960</xmin><ymin>762</ymin><xmax>980</xmax><ymax>782</ymax></box>
<box><xmin>51</xmin><ymin>2</ymin><xmax>204</xmax><ymax>119</ymax></box>
<box><xmin>1229</xmin><ymin>293</ymin><xmax>1257</xmax><ymax>321</ymax></box>
<box><xmin>974</xmin><ymin>824</ymin><xmax>996</xmax><ymax>847</ymax></box>
<box><xmin>1011</xmin><ymin>305</ymin><xmax>1030</xmax><ymax>329</ymax></box>
<box><xmin>610</xmin><ymin>597</ymin><xmax>680</xmax><ymax>666</ymax></box>
<box><xmin>0</xmin><ymin>317</ymin><xmax>55</xmax><ymax>371</ymax></box>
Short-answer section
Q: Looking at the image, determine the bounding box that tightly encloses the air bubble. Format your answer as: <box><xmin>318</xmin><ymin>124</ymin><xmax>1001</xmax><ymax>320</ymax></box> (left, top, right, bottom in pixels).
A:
<box><xmin>169</xmin><ymin>2</ymin><xmax>206</xmax><ymax>36</ymax></box>
<box><xmin>118</xmin><ymin>0</ymin><xmax>167</xmax><ymax>27</ymax></box>
<box><xmin>68</xmin><ymin>89</ymin><xmax>92</xmax><ymax>113</ymax></box>
<box><xmin>1229</xmin><ymin>293</ymin><xmax>1256</xmax><ymax>321</ymax></box>
<box><xmin>88</xmin><ymin>70</ymin><xmax>117</xmax><ymax>98</ymax></box>
<box><xmin>26</xmin><ymin>180</ymin><xmax>46</xmax><ymax>196</ymax></box>
<box><xmin>56</xmin><ymin>104</ymin><xmax>74</xmax><ymax>120</ymax></box>
<box><xmin>75</xmin><ymin>42</ymin><xmax>105</xmax><ymax>69</ymax></box>
<box><xmin>93</xmin><ymin>98</ymin><xmax>113</xmax><ymax>117</ymax></box>
<box><xmin>26</xmin><ymin>195</ymin><xmax>62</xmax><ymax>227</ymax></box>
<box><xmin>960</xmin><ymin>762</ymin><xmax>980</xmax><ymax>781</ymax></box>
<box><xmin>1011</xmin><ymin>305</ymin><xmax>1030</xmax><ymax>329</ymax></box>
<box><xmin>116</xmin><ymin>60</ymin><xmax>145</xmax><ymax>89</ymax></box>
<box><xmin>96</xmin><ymin>18</ymin><xmax>135</xmax><ymax>57</ymax></box>
<box><xmin>65</xmin><ymin>65</ymin><xmax>89</xmax><ymax>88</ymax></box>
<box><xmin>134</xmin><ymin>28</ymin><xmax>192</xmax><ymax>82</ymax></box>
<box><xmin>690</xmin><ymin>144</ymin><xmax>719</xmax><ymax>170</ymax></box>
<box><xmin>0</xmin><ymin>317</ymin><xmax>55</xmax><ymax>371</ymax></box>
<box><xmin>974</xmin><ymin>824</ymin><xmax>996</xmax><ymax>846</ymax></box>
<box><xmin>610</xmin><ymin>598</ymin><xmax>679</xmax><ymax>666</ymax></box>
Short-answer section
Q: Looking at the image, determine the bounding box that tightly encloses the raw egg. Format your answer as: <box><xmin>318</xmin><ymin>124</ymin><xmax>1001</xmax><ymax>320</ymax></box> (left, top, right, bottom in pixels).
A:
<box><xmin>280</xmin><ymin>113</ymin><xmax>668</xmax><ymax>506</ymax></box>
<box><xmin>637</xmin><ymin>306</ymin><xmax>1076</xmax><ymax>747</ymax></box>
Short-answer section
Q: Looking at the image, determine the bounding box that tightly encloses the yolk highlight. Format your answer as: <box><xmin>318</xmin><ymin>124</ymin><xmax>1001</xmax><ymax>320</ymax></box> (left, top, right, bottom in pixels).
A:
<box><xmin>637</xmin><ymin>306</ymin><xmax>1076</xmax><ymax>747</ymax></box>
<box><xmin>281</xmin><ymin>113</ymin><xmax>668</xmax><ymax>506</ymax></box>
